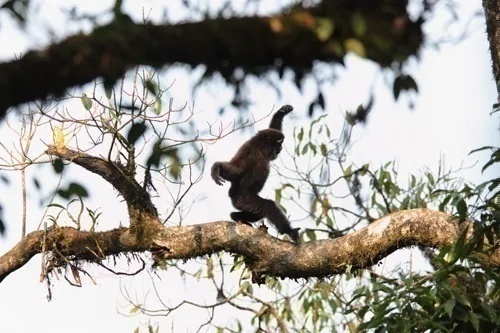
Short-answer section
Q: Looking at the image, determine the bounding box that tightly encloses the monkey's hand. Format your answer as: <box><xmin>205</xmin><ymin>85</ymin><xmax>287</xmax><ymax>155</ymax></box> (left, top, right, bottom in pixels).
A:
<box><xmin>269</xmin><ymin>105</ymin><xmax>293</xmax><ymax>131</ymax></box>
<box><xmin>211</xmin><ymin>163</ymin><xmax>225</xmax><ymax>186</ymax></box>
<box><xmin>277</xmin><ymin>104</ymin><xmax>293</xmax><ymax>115</ymax></box>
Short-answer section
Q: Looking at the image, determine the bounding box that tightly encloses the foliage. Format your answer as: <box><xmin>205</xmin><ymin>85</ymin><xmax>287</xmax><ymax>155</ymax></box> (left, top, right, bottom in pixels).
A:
<box><xmin>0</xmin><ymin>0</ymin><xmax>430</xmax><ymax>116</ymax></box>
<box><xmin>0</xmin><ymin>2</ymin><xmax>497</xmax><ymax>332</ymax></box>
<box><xmin>264</xmin><ymin>116</ymin><xmax>499</xmax><ymax>332</ymax></box>
<box><xmin>128</xmin><ymin>114</ymin><xmax>498</xmax><ymax>332</ymax></box>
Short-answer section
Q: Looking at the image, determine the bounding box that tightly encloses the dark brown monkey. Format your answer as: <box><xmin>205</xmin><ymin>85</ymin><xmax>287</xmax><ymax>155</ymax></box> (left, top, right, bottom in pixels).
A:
<box><xmin>211</xmin><ymin>105</ymin><xmax>299</xmax><ymax>242</ymax></box>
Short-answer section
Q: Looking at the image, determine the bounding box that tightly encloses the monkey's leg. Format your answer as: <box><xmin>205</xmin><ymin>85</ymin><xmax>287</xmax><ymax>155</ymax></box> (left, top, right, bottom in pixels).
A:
<box><xmin>232</xmin><ymin>193</ymin><xmax>300</xmax><ymax>242</ymax></box>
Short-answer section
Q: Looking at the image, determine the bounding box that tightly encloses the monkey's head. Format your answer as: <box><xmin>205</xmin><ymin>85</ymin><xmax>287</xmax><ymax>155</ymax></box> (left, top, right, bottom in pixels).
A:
<box><xmin>252</xmin><ymin>128</ymin><xmax>284</xmax><ymax>160</ymax></box>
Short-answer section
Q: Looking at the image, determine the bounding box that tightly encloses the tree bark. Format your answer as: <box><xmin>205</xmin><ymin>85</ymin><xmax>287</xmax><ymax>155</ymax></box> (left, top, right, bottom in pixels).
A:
<box><xmin>0</xmin><ymin>0</ymin><xmax>423</xmax><ymax>115</ymax></box>
<box><xmin>1</xmin><ymin>208</ymin><xmax>498</xmax><ymax>284</ymax></box>
<box><xmin>483</xmin><ymin>0</ymin><xmax>500</xmax><ymax>102</ymax></box>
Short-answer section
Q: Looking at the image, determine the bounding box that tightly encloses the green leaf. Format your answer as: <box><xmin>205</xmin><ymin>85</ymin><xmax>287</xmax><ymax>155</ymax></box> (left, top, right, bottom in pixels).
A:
<box><xmin>309</xmin><ymin>142</ymin><xmax>317</xmax><ymax>155</ymax></box>
<box><xmin>52</xmin><ymin>158</ymin><xmax>65</xmax><ymax>174</ymax></box>
<box><xmin>344</xmin><ymin>165</ymin><xmax>352</xmax><ymax>181</ymax></box>
<box><xmin>351</xmin><ymin>12</ymin><xmax>367</xmax><ymax>37</ymax></box>
<box><xmin>393</xmin><ymin>76</ymin><xmax>403</xmax><ymax>100</ymax></box>
<box><xmin>443</xmin><ymin>298</ymin><xmax>455</xmax><ymax>317</ymax></box>
<box><xmin>47</xmin><ymin>203</ymin><xmax>66</xmax><ymax>209</ymax></box>
<box><xmin>456</xmin><ymin>199</ymin><xmax>467</xmax><ymax>221</ymax></box>
<box><xmin>406</xmin><ymin>75</ymin><xmax>419</xmax><ymax>92</ymax></box>
<box><xmin>344</xmin><ymin>38</ymin><xmax>366</xmax><ymax>58</ymax></box>
<box><xmin>320</xmin><ymin>143</ymin><xmax>328</xmax><ymax>156</ymax></box>
<box><xmin>153</xmin><ymin>97</ymin><xmax>162</xmax><ymax>115</ymax></box>
<box><xmin>325</xmin><ymin>126</ymin><xmax>331</xmax><ymax>138</ymax></box>
<box><xmin>104</xmin><ymin>86</ymin><xmax>113</xmax><ymax>99</ymax></box>
<box><xmin>0</xmin><ymin>174</ymin><xmax>9</xmax><ymax>185</ymax></box>
<box><xmin>69</xmin><ymin>183</ymin><xmax>88</xmax><ymax>197</ymax></box>
<box><xmin>0</xmin><ymin>217</ymin><xmax>5</xmax><ymax>235</ymax></box>
<box><xmin>145</xmin><ymin>79</ymin><xmax>158</xmax><ymax>95</ymax></box>
<box><xmin>108</xmin><ymin>108</ymin><xmax>119</xmax><ymax>122</ymax></box>
<box><xmin>81</xmin><ymin>93</ymin><xmax>92</xmax><ymax>110</ymax></box>
<box><xmin>33</xmin><ymin>177</ymin><xmax>41</xmax><ymax>190</ymax></box>
<box><xmin>147</xmin><ymin>141</ymin><xmax>162</xmax><ymax>167</ymax></box>
<box><xmin>127</xmin><ymin>122</ymin><xmax>147</xmax><ymax>145</ymax></box>
<box><xmin>439</xmin><ymin>194</ymin><xmax>451</xmax><ymax>212</ymax></box>
<box><xmin>165</xmin><ymin>148</ymin><xmax>182</xmax><ymax>179</ymax></box>
<box><xmin>317</xmin><ymin>92</ymin><xmax>325</xmax><ymax>109</ymax></box>
<box><xmin>482</xmin><ymin>149</ymin><xmax>500</xmax><ymax>172</ymax></box>
<box><xmin>275</xmin><ymin>188</ymin><xmax>282</xmax><ymax>204</ymax></box>
<box><xmin>246</xmin><ymin>282</ymin><xmax>253</xmax><ymax>295</ymax></box>
<box><xmin>456</xmin><ymin>294</ymin><xmax>471</xmax><ymax>308</ymax></box>
<box><xmin>58</xmin><ymin>182</ymin><xmax>89</xmax><ymax>199</ymax></box>
<box><xmin>401</xmin><ymin>196</ymin><xmax>410</xmax><ymax>209</ymax></box>
<box><xmin>308</xmin><ymin>102</ymin><xmax>316</xmax><ymax>116</ymax></box>
<box><xmin>297</xmin><ymin>128</ymin><xmax>304</xmax><ymax>142</ymax></box>
<box><xmin>393</xmin><ymin>75</ymin><xmax>419</xmax><ymax>100</ymax></box>
<box><xmin>301</xmin><ymin>143</ymin><xmax>309</xmax><ymax>155</ymax></box>
<box><xmin>315</xmin><ymin>18</ymin><xmax>334</xmax><ymax>41</ymax></box>
<box><xmin>230</xmin><ymin>259</ymin><xmax>243</xmax><ymax>272</ymax></box>
<box><xmin>305</xmin><ymin>229</ymin><xmax>316</xmax><ymax>241</ymax></box>
<box><xmin>427</xmin><ymin>173</ymin><xmax>435</xmax><ymax>186</ymax></box>
<box><xmin>468</xmin><ymin>312</ymin><xmax>480</xmax><ymax>332</ymax></box>
<box><xmin>468</xmin><ymin>146</ymin><xmax>495</xmax><ymax>154</ymax></box>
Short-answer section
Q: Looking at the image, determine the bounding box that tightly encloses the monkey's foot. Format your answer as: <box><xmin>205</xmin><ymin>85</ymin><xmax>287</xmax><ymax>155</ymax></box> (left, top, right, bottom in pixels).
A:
<box><xmin>230</xmin><ymin>211</ymin><xmax>261</xmax><ymax>223</ymax></box>
<box><xmin>235</xmin><ymin>220</ymin><xmax>253</xmax><ymax>227</ymax></box>
<box><xmin>289</xmin><ymin>228</ymin><xmax>300</xmax><ymax>243</ymax></box>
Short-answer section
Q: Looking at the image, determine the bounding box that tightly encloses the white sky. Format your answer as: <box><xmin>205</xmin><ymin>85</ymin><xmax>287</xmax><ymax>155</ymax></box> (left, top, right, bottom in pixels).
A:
<box><xmin>0</xmin><ymin>1</ymin><xmax>498</xmax><ymax>332</ymax></box>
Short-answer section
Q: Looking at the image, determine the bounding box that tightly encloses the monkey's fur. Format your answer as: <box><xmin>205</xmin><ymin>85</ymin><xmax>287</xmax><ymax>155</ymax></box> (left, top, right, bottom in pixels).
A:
<box><xmin>211</xmin><ymin>105</ymin><xmax>299</xmax><ymax>242</ymax></box>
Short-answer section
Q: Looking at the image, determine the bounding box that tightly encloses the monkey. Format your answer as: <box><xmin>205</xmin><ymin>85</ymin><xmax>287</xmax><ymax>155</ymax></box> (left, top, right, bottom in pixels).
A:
<box><xmin>227</xmin><ymin>104</ymin><xmax>294</xmax><ymax>224</ymax></box>
<box><xmin>211</xmin><ymin>105</ymin><xmax>299</xmax><ymax>242</ymax></box>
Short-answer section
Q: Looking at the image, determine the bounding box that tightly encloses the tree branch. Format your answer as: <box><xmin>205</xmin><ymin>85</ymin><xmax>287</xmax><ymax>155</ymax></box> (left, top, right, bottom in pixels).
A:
<box><xmin>46</xmin><ymin>145</ymin><xmax>157</xmax><ymax>217</ymax></box>
<box><xmin>153</xmin><ymin>209</ymin><xmax>499</xmax><ymax>282</ymax></box>
<box><xmin>0</xmin><ymin>226</ymin><xmax>136</xmax><ymax>283</ymax></box>
<box><xmin>0</xmin><ymin>1</ymin><xmax>423</xmax><ymax>115</ymax></box>
<box><xmin>1</xmin><ymin>209</ymin><xmax>497</xmax><ymax>284</ymax></box>
<box><xmin>483</xmin><ymin>0</ymin><xmax>500</xmax><ymax>102</ymax></box>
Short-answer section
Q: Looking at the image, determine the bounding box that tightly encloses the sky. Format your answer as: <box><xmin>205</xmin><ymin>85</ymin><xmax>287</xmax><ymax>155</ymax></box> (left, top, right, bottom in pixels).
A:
<box><xmin>0</xmin><ymin>1</ymin><xmax>499</xmax><ymax>333</ymax></box>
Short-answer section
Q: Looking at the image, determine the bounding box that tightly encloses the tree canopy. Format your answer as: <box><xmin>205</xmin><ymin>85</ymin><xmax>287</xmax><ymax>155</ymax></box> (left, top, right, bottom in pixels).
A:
<box><xmin>0</xmin><ymin>1</ymin><xmax>498</xmax><ymax>332</ymax></box>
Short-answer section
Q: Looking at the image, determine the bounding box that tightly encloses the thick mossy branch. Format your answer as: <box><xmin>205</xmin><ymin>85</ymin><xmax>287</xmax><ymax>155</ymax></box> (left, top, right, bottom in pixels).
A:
<box><xmin>0</xmin><ymin>227</ymin><xmax>135</xmax><ymax>283</ymax></box>
<box><xmin>1</xmin><ymin>209</ymin><xmax>497</xmax><ymax>284</ymax></box>
<box><xmin>0</xmin><ymin>0</ymin><xmax>422</xmax><ymax>114</ymax></box>
<box><xmin>483</xmin><ymin>0</ymin><xmax>500</xmax><ymax>99</ymax></box>
<box><xmin>46</xmin><ymin>145</ymin><xmax>157</xmax><ymax>217</ymax></box>
<box><xmin>153</xmin><ymin>209</ymin><xmax>499</xmax><ymax>281</ymax></box>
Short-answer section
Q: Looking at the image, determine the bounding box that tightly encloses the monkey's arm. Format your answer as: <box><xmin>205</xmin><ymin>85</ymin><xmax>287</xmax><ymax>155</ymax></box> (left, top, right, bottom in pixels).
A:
<box><xmin>269</xmin><ymin>105</ymin><xmax>293</xmax><ymax>131</ymax></box>
<box><xmin>211</xmin><ymin>162</ymin><xmax>243</xmax><ymax>185</ymax></box>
